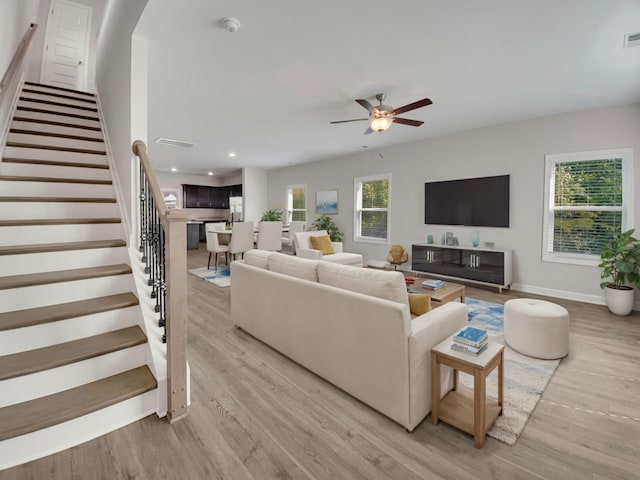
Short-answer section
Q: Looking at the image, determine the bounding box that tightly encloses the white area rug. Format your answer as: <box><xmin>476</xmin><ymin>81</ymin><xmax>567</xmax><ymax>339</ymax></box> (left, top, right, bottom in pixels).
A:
<box><xmin>189</xmin><ymin>266</ymin><xmax>231</xmax><ymax>287</ymax></box>
<box><xmin>459</xmin><ymin>298</ymin><xmax>561</xmax><ymax>445</ymax></box>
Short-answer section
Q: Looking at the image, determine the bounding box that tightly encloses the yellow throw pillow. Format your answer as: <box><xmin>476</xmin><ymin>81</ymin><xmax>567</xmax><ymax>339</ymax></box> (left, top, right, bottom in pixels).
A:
<box><xmin>408</xmin><ymin>293</ymin><xmax>431</xmax><ymax>316</ymax></box>
<box><xmin>309</xmin><ymin>235</ymin><xmax>335</xmax><ymax>255</ymax></box>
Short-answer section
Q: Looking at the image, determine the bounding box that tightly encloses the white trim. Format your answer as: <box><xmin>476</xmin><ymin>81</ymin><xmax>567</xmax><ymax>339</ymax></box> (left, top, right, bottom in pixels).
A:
<box><xmin>353</xmin><ymin>173</ymin><xmax>391</xmax><ymax>244</ymax></box>
<box><xmin>542</xmin><ymin>147</ymin><xmax>633</xmax><ymax>266</ymax></box>
<box><xmin>511</xmin><ymin>282</ymin><xmax>606</xmax><ymax>306</ymax></box>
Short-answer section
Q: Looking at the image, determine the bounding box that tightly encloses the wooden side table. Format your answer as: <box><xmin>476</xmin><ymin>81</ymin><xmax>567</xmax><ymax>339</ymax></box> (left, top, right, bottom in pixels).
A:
<box><xmin>431</xmin><ymin>338</ymin><xmax>504</xmax><ymax>448</ymax></box>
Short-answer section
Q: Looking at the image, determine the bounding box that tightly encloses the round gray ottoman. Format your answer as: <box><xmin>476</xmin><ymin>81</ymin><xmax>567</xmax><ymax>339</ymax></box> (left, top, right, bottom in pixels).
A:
<box><xmin>504</xmin><ymin>298</ymin><xmax>569</xmax><ymax>359</ymax></box>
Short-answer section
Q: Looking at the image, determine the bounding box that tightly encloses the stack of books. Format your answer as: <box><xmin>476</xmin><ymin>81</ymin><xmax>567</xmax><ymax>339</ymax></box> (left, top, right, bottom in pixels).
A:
<box><xmin>451</xmin><ymin>326</ymin><xmax>489</xmax><ymax>355</ymax></box>
<box><xmin>422</xmin><ymin>279</ymin><xmax>446</xmax><ymax>290</ymax></box>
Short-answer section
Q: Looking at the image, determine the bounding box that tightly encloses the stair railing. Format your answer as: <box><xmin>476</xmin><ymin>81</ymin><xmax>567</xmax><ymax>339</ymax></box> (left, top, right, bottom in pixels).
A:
<box><xmin>132</xmin><ymin>140</ymin><xmax>189</xmax><ymax>423</ymax></box>
<box><xmin>0</xmin><ymin>23</ymin><xmax>37</xmax><ymax>94</ymax></box>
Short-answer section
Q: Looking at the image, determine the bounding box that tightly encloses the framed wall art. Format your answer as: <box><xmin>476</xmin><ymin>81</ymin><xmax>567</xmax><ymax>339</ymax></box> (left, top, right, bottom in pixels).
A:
<box><xmin>315</xmin><ymin>189</ymin><xmax>338</xmax><ymax>215</ymax></box>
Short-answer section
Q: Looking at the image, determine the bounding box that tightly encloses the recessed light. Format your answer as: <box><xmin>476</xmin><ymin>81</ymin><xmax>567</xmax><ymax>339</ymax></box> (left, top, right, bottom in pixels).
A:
<box><xmin>229</xmin><ymin>152</ymin><xmax>236</xmax><ymax>157</ymax></box>
<box><xmin>208</xmin><ymin>171</ymin><xmax>213</xmax><ymax>176</ymax></box>
<box><xmin>171</xmin><ymin>167</ymin><xmax>177</xmax><ymax>172</ymax></box>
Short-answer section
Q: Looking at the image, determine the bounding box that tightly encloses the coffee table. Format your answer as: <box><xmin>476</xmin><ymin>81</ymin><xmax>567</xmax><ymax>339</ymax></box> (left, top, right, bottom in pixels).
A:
<box><xmin>408</xmin><ymin>280</ymin><xmax>465</xmax><ymax>305</ymax></box>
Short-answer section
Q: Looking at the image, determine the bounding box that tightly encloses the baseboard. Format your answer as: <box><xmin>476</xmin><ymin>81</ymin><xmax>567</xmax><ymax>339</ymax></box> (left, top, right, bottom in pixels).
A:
<box><xmin>511</xmin><ymin>282</ymin><xmax>640</xmax><ymax>312</ymax></box>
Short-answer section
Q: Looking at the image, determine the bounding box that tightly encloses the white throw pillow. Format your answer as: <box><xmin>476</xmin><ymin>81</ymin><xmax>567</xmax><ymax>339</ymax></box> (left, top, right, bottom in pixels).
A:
<box><xmin>268</xmin><ymin>252</ymin><xmax>320</xmax><ymax>282</ymax></box>
<box><xmin>317</xmin><ymin>262</ymin><xmax>408</xmax><ymax>304</ymax></box>
<box><xmin>243</xmin><ymin>249</ymin><xmax>272</xmax><ymax>269</ymax></box>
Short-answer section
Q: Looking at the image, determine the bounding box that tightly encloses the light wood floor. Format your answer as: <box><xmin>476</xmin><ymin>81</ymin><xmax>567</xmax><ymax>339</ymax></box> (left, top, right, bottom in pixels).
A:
<box><xmin>2</xmin><ymin>245</ymin><xmax>639</xmax><ymax>479</ymax></box>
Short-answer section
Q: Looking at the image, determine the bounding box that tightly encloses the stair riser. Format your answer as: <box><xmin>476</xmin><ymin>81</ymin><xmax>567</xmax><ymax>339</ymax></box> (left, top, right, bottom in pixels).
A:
<box><xmin>0</xmin><ymin>224</ymin><xmax>123</xmax><ymax>246</ymax></box>
<box><xmin>11</xmin><ymin>120</ymin><xmax>104</xmax><ymax>140</ymax></box>
<box><xmin>7</xmin><ymin>133</ymin><xmax>105</xmax><ymax>152</ymax></box>
<box><xmin>0</xmin><ymin>180</ymin><xmax>114</xmax><ymax>198</ymax></box>
<box><xmin>0</xmin><ymin>389</ymin><xmax>157</xmax><ymax>470</ymax></box>
<box><xmin>0</xmin><ymin>344</ymin><xmax>146</xmax><ymax>407</ymax></box>
<box><xmin>17</xmin><ymin>100</ymin><xmax>99</xmax><ymax>120</ymax></box>
<box><xmin>20</xmin><ymin>92</ymin><xmax>96</xmax><ymax>110</ymax></box>
<box><xmin>22</xmin><ymin>84</ymin><xmax>96</xmax><ymax>102</ymax></box>
<box><xmin>0</xmin><ymin>274</ymin><xmax>134</xmax><ymax>313</ymax></box>
<box><xmin>0</xmin><ymin>306</ymin><xmax>139</xmax><ymax>355</ymax></box>
<box><xmin>0</xmin><ymin>247</ymin><xmax>129</xmax><ymax>276</ymax></box>
<box><xmin>0</xmin><ymin>162</ymin><xmax>112</xmax><ymax>180</ymax></box>
<box><xmin>3</xmin><ymin>146</ymin><xmax>108</xmax><ymax>166</ymax></box>
<box><xmin>0</xmin><ymin>202</ymin><xmax>118</xmax><ymax>220</ymax></box>
<box><xmin>12</xmin><ymin>109</ymin><xmax>101</xmax><ymax>129</ymax></box>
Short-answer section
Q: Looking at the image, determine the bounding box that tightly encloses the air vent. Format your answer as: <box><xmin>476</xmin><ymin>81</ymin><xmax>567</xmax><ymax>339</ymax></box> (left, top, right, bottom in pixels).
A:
<box><xmin>624</xmin><ymin>32</ymin><xmax>640</xmax><ymax>49</ymax></box>
<box><xmin>155</xmin><ymin>138</ymin><xmax>196</xmax><ymax>148</ymax></box>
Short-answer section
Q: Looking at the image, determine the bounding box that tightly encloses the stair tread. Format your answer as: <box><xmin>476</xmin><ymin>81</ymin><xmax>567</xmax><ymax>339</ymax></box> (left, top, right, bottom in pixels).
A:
<box><xmin>5</xmin><ymin>142</ymin><xmax>106</xmax><ymax>155</ymax></box>
<box><xmin>0</xmin><ymin>263</ymin><xmax>132</xmax><ymax>290</ymax></box>
<box><xmin>0</xmin><ymin>365</ymin><xmax>156</xmax><ymax>441</ymax></box>
<box><xmin>24</xmin><ymin>81</ymin><xmax>95</xmax><ymax>97</ymax></box>
<box><xmin>0</xmin><ymin>175</ymin><xmax>111</xmax><ymax>185</ymax></box>
<box><xmin>21</xmin><ymin>88</ymin><xmax>97</xmax><ymax>105</ymax></box>
<box><xmin>9</xmin><ymin>128</ymin><xmax>104</xmax><ymax>143</ymax></box>
<box><xmin>0</xmin><ymin>196</ymin><xmax>116</xmax><ymax>203</ymax></box>
<box><xmin>0</xmin><ymin>326</ymin><xmax>147</xmax><ymax>381</ymax></box>
<box><xmin>0</xmin><ymin>292</ymin><xmax>139</xmax><ymax>331</ymax></box>
<box><xmin>16</xmin><ymin>106</ymin><xmax>99</xmax><ymax>122</ymax></box>
<box><xmin>12</xmin><ymin>116</ymin><xmax>102</xmax><ymax>131</ymax></box>
<box><xmin>19</xmin><ymin>96</ymin><xmax>98</xmax><ymax>113</ymax></box>
<box><xmin>0</xmin><ymin>218</ymin><xmax>121</xmax><ymax>226</ymax></box>
<box><xmin>0</xmin><ymin>239</ymin><xmax>126</xmax><ymax>256</ymax></box>
<box><xmin>2</xmin><ymin>157</ymin><xmax>109</xmax><ymax>169</ymax></box>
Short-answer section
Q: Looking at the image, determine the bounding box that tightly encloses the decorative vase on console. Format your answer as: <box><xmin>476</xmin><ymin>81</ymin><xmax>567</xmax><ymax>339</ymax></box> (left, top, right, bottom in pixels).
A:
<box><xmin>471</xmin><ymin>231</ymin><xmax>480</xmax><ymax>248</ymax></box>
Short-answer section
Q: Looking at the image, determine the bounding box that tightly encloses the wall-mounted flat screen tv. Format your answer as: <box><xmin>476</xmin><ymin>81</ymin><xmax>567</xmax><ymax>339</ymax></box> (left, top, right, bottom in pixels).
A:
<box><xmin>424</xmin><ymin>175</ymin><xmax>510</xmax><ymax>227</ymax></box>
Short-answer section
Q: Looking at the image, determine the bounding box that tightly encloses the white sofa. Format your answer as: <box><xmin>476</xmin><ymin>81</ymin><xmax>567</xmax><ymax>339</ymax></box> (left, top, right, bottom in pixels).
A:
<box><xmin>230</xmin><ymin>250</ymin><xmax>468</xmax><ymax>431</ymax></box>
<box><xmin>294</xmin><ymin>230</ymin><xmax>363</xmax><ymax>267</ymax></box>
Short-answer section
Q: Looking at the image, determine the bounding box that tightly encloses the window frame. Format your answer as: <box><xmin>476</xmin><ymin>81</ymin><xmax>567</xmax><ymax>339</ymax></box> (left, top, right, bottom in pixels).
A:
<box><xmin>353</xmin><ymin>173</ymin><xmax>391</xmax><ymax>244</ymax></box>
<box><xmin>542</xmin><ymin>148</ymin><xmax>633</xmax><ymax>266</ymax></box>
<box><xmin>285</xmin><ymin>184</ymin><xmax>307</xmax><ymax>224</ymax></box>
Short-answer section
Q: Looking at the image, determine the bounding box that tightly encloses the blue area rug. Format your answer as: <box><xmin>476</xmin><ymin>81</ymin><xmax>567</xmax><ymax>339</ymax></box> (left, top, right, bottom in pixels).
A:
<box><xmin>188</xmin><ymin>266</ymin><xmax>231</xmax><ymax>287</ymax></box>
<box><xmin>460</xmin><ymin>297</ymin><xmax>561</xmax><ymax>445</ymax></box>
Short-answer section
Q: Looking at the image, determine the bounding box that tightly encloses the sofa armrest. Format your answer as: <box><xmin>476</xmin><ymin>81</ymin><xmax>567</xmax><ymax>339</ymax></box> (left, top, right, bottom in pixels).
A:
<box><xmin>406</xmin><ymin>302</ymin><xmax>468</xmax><ymax>430</ymax></box>
<box><xmin>297</xmin><ymin>247</ymin><xmax>322</xmax><ymax>260</ymax></box>
<box><xmin>331</xmin><ymin>242</ymin><xmax>343</xmax><ymax>253</ymax></box>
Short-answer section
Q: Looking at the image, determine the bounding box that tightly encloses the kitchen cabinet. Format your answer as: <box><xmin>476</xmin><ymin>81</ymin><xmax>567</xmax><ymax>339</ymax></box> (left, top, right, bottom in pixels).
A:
<box><xmin>182</xmin><ymin>184</ymin><xmax>243</xmax><ymax>209</ymax></box>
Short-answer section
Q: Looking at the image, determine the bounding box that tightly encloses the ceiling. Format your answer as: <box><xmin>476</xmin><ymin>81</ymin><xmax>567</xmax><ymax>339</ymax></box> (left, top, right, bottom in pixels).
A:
<box><xmin>135</xmin><ymin>0</ymin><xmax>640</xmax><ymax>176</ymax></box>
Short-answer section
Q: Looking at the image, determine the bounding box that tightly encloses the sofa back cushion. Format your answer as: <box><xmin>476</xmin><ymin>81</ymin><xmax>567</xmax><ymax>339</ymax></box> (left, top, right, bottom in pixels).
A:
<box><xmin>294</xmin><ymin>230</ymin><xmax>329</xmax><ymax>251</ymax></box>
<box><xmin>317</xmin><ymin>262</ymin><xmax>408</xmax><ymax>305</ymax></box>
<box><xmin>268</xmin><ymin>252</ymin><xmax>320</xmax><ymax>282</ymax></box>
<box><xmin>243</xmin><ymin>249</ymin><xmax>272</xmax><ymax>269</ymax></box>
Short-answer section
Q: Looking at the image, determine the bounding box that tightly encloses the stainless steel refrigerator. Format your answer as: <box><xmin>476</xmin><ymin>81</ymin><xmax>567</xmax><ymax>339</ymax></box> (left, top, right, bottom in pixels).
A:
<box><xmin>229</xmin><ymin>196</ymin><xmax>243</xmax><ymax>224</ymax></box>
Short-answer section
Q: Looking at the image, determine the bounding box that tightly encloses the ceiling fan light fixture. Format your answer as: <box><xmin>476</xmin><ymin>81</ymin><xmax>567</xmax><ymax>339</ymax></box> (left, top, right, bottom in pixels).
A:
<box><xmin>370</xmin><ymin>115</ymin><xmax>393</xmax><ymax>132</ymax></box>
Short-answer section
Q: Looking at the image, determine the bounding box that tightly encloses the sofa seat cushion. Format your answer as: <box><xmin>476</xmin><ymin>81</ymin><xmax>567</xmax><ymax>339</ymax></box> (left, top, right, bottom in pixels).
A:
<box><xmin>268</xmin><ymin>252</ymin><xmax>320</xmax><ymax>282</ymax></box>
<box><xmin>321</xmin><ymin>252</ymin><xmax>364</xmax><ymax>267</ymax></box>
<box><xmin>243</xmin><ymin>249</ymin><xmax>272</xmax><ymax>269</ymax></box>
<box><xmin>317</xmin><ymin>262</ymin><xmax>408</xmax><ymax>304</ymax></box>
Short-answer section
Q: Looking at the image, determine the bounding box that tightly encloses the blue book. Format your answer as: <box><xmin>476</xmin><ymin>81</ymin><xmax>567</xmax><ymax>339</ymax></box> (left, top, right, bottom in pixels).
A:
<box><xmin>451</xmin><ymin>342</ymin><xmax>489</xmax><ymax>356</ymax></box>
<box><xmin>453</xmin><ymin>326</ymin><xmax>488</xmax><ymax>347</ymax></box>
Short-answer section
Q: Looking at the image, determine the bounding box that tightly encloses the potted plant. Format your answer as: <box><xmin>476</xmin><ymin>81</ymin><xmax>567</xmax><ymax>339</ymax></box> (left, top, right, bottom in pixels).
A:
<box><xmin>260</xmin><ymin>209</ymin><xmax>283</xmax><ymax>222</ymax></box>
<box><xmin>311</xmin><ymin>215</ymin><xmax>343</xmax><ymax>242</ymax></box>
<box><xmin>599</xmin><ymin>229</ymin><xmax>640</xmax><ymax>316</ymax></box>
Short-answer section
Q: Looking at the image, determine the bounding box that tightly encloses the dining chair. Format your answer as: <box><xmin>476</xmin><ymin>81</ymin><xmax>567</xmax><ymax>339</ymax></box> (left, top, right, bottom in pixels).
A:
<box><xmin>206</xmin><ymin>231</ymin><xmax>229</xmax><ymax>271</ymax></box>
<box><xmin>228</xmin><ymin>221</ymin><xmax>255</xmax><ymax>260</ymax></box>
<box><xmin>257</xmin><ymin>221</ymin><xmax>283</xmax><ymax>251</ymax></box>
<box><xmin>282</xmin><ymin>221</ymin><xmax>306</xmax><ymax>254</ymax></box>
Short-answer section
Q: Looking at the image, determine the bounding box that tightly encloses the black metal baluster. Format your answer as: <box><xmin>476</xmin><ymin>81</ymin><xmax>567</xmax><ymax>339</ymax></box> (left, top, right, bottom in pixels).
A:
<box><xmin>159</xmin><ymin>225</ymin><xmax>167</xmax><ymax>343</ymax></box>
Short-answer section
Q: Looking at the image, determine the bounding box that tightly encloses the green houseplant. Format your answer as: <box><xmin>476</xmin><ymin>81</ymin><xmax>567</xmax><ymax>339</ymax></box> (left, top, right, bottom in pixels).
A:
<box><xmin>260</xmin><ymin>208</ymin><xmax>283</xmax><ymax>222</ymax></box>
<box><xmin>311</xmin><ymin>215</ymin><xmax>343</xmax><ymax>242</ymax></box>
<box><xmin>599</xmin><ymin>229</ymin><xmax>640</xmax><ymax>316</ymax></box>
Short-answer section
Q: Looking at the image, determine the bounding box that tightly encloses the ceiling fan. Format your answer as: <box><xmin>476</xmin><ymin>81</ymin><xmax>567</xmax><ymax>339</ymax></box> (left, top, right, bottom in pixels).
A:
<box><xmin>330</xmin><ymin>93</ymin><xmax>433</xmax><ymax>134</ymax></box>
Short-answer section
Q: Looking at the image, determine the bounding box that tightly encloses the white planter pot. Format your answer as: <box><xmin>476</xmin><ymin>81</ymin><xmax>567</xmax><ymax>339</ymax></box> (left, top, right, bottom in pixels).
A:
<box><xmin>605</xmin><ymin>286</ymin><xmax>635</xmax><ymax>316</ymax></box>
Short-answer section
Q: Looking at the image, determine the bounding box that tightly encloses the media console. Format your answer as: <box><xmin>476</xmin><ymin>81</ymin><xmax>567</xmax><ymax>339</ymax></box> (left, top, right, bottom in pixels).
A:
<box><xmin>411</xmin><ymin>244</ymin><xmax>513</xmax><ymax>292</ymax></box>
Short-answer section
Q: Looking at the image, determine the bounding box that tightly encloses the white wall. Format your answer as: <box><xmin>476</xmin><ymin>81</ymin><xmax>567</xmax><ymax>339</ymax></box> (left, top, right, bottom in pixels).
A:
<box><xmin>95</xmin><ymin>0</ymin><xmax>148</xmax><ymax>233</ymax></box>
<box><xmin>243</xmin><ymin>167</ymin><xmax>268</xmax><ymax>224</ymax></box>
<box><xmin>267</xmin><ymin>103</ymin><xmax>640</xmax><ymax>306</ymax></box>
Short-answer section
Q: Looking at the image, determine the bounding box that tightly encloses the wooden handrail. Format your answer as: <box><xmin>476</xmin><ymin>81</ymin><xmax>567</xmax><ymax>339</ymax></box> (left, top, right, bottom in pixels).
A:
<box><xmin>132</xmin><ymin>140</ymin><xmax>189</xmax><ymax>423</ymax></box>
<box><xmin>0</xmin><ymin>23</ymin><xmax>37</xmax><ymax>92</ymax></box>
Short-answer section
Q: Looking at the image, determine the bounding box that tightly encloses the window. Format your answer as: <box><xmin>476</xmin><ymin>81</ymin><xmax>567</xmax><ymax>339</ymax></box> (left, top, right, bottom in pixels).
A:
<box><xmin>285</xmin><ymin>184</ymin><xmax>306</xmax><ymax>223</ymax></box>
<box><xmin>542</xmin><ymin>148</ymin><xmax>633</xmax><ymax>266</ymax></box>
<box><xmin>354</xmin><ymin>174</ymin><xmax>391</xmax><ymax>243</ymax></box>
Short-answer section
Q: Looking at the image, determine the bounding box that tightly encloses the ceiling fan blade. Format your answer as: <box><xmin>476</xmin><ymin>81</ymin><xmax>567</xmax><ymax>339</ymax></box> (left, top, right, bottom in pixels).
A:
<box><xmin>356</xmin><ymin>99</ymin><xmax>374</xmax><ymax>112</ymax></box>
<box><xmin>364</xmin><ymin>127</ymin><xmax>374</xmax><ymax>135</ymax></box>
<box><xmin>390</xmin><ymin>98</ymin><xmax>432</xmax><ymax>116</ymax></box>
<box><xmin>393</xmin><ymin>117</ymin><xmax>424</xmax><ymax>127</ymax></box>
<box><xmin>329</xmin><ymin>118</ymin><xmax>369</xmax><ymax>124</ymax></box>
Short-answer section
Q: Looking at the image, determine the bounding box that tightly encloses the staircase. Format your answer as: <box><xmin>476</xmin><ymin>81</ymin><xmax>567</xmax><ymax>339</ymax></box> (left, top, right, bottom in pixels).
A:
<box><xmin>0</xmin><ymin>82</ymin><xmax>158</xmax><ymax>469</ymax></box>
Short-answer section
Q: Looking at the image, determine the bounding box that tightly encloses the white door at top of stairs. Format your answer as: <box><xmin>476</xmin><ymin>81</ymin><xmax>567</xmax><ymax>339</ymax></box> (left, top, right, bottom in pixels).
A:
<box><xmin>41</xmin><ymin>0</ymin><xmax>92</xmax><ymax>92</ymax></box>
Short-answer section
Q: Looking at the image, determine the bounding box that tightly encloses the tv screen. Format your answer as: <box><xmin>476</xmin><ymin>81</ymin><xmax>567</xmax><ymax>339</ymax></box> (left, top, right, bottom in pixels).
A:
<box><xmin>424</xmin><ymin>175</ymin><xmax>510</xmax><ymax>227</ymax></box>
